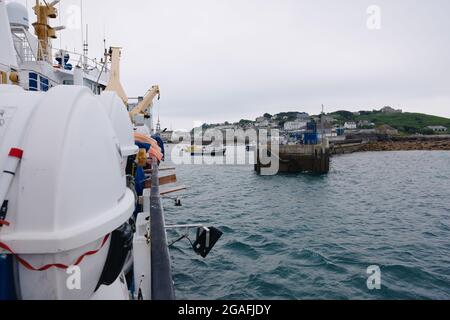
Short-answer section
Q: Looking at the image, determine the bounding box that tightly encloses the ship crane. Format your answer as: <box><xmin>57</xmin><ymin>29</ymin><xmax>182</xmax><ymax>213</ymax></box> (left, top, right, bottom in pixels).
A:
<box><xmin>104</xmin><ymin>47</ymin><xmax>160</xmax><ymax>124</ymax></box>
<box><xmin>129</xmin><ymin>85</ymin><xmax>161</xmax><ymax>122</ymax></box>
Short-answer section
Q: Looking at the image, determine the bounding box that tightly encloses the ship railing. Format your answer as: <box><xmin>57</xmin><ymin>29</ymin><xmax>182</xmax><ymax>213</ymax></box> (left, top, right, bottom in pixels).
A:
<box><xmin>10</xmin><ymin>31</ymin><xmax>38</xmax><ymax>64</ymax></box>
<box><xmin>9</xmin><ymin>32</ymin><xmax>108</xmax><ymax>75</ymax></box>
<box><xmin>148</xmin><ymin>160</ymin><xmax>176</xmax><ymax>300</ymax></box>
<box><xmin>50</xmin><ymin>48</ymin><xmax>110</xmax><ymax>74</ymax></box>
<box><xmin>12</xmin><ymin>35</ymin><xmax>54</xmax><ymax>64</ymax></box>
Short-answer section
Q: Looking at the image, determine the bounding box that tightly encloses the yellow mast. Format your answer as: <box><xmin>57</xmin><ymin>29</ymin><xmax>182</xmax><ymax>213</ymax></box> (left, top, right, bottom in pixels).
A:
<box><xmin>32</xmin><ymin>0</ymin><xmax>64</xmax><ymax>62</ymax></box>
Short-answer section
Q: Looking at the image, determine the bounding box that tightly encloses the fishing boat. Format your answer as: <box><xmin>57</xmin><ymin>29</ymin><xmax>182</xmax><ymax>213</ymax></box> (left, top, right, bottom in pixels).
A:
<box><xmin>185</xmin><ymin>145</ymin><xmax>227</xmax><ymax>156</ymax></box>
<box><xmin>0</xmin><ymin>0</ymin><xmax>222</xmax><ymax>301</ymax></box>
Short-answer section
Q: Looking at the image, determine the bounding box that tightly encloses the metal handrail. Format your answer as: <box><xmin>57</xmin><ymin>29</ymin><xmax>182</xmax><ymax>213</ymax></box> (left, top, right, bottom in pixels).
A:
<box><xmin>9</xmin><ymin>32</ymin><xmax>109</xmax><ymax>73</ymax></box>
<box><xmin>51</xmin><ymin>47</ymin><xmax>109</xmax><ymax>72</ymax></box>
<box><xmin>150</xmin><ymin>160</ymin><xmax>176</xmax><ymax>300</ymax></box>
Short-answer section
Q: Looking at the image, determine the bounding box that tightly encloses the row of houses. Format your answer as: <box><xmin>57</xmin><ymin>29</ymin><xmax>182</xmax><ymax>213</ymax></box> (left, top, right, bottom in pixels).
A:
<box><xmin>192</xmin><ymin>110</ymin><xmax>449</xmax><ymax>140</ymax></box>
<box><xmin>343</xmin><ymin>120</ymin><xmax>377</xmax><ymax>130</ymax></box>
<box><xmin>344</xmin><ymin>123</ymin><xmax>448</xmax><ymax>134</ymax></box>
<box><xmin>254</xmin><ymin>112</ymin><xmax>311</xmax><ymax>130</ymax></box>
<box><xmin>427</xmin><ymin>126</ymin><xmax>448</xmax><ymax>133</ymax></box>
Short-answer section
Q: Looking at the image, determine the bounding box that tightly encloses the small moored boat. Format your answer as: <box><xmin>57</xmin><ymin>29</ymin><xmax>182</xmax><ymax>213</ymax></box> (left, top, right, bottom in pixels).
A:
<box><xmin>184</xmin><ymin>145</ymin><xmax>227</xmax><ymax>156</ymax></box>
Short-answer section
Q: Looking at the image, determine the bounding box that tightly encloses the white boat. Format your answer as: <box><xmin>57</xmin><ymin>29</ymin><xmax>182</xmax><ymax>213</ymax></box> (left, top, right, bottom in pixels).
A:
<box><xmin>0</xmin><ymin>0</ymin><xmax>149</xmax><ymax>300</ymax></box>
<box><xmin>185</xmin><ymin>145</ymin><xmax>227</xmax><ymax>156</ymax></box>
<box><xmin>0</xmin><ymin>0</ymin><xmax>223</xmax><ymax>301</ymax></box>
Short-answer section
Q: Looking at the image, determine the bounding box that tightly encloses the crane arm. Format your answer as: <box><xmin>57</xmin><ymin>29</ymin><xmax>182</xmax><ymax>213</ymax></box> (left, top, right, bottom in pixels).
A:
<box><xmin>129</xmin><ymin>85</ymin><xmax>161</xmax><ymax>119</ymax></box>
<box><xmin>105</xmin><ymin>47</ymin><xmax>128</xmax><ymax>105</ymax></box>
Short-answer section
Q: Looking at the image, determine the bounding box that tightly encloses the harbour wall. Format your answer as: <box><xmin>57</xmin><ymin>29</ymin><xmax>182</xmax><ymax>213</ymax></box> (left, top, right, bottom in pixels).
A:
<box><xmin>331</xmin><ymin>135</ymin><xmax>450</xmax><ymax>154</ymax></box>
<box><xmin>255</xmin><ymin>144</ymin><xmax>330</xmax><ymax>175</ymax></box>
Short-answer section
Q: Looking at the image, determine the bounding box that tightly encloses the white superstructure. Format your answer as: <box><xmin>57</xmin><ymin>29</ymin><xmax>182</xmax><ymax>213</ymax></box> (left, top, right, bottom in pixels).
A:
<box><xmin>1</xmin><ymin>0</ymin><xmax>110</xmax><ymax>93</ymax></box>
<box><xmin>0</xmin><ymin>0</ymin><xmax>201</xmax><ymax>301</ymax></box>
<box><xmin>0</xmin><ymin>0</ymin><xmax>19</xmax><ymax>74</ymax></box>
<box><xmin>0</xmin><ymin>1</ymin><xmax>142</xmax><ymax>300</ymax></box>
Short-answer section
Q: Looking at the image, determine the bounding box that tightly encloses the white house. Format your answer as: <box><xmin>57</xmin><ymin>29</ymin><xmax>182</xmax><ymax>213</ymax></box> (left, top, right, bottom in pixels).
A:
<box><xmin>255</xmin><ymin>120</ymin><xmax>270</xmax><ymax>128</ymax></box>
<box><xmin>284</xmin><ymin>120</ymin><xmax>307</xmax><ymax>131</ymax></box>
<box><xmin>358</xmin><ymin>120</ymin><xmax>375</xmax><ymax>128</ymax></box>
<box><xmin>344</xmin><ymin>122</ymin><xmax>357</xmax><ymax>130</ymax></box>
<box><xmin>427</xmin><ymin>126</ymin><xmax>448</xmax><ymax>133</ymax></box>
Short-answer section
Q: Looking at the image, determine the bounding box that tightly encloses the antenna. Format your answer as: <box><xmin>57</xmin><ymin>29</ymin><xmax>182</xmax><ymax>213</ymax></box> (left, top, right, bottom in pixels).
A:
<box><xmin>83</xmin><ymin>23</ymin><xmax>88</xmax><ymax>69</ymax></box>
<box><xmin>58</xmin><ymin>0</ymin><xmax>62</xmax><ymax>49</ymax></box>
<box><xmin>80</xmin><ymin>0</ymin><xmax>84</xmax><ymax>64</ymax></box>
<box><xmin>103</xmin><ymin>25</ymin><xmax>107</xmax><ymax>52</ymax></box>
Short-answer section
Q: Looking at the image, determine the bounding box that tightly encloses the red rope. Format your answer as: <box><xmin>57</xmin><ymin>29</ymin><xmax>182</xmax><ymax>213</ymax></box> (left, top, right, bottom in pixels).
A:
<box><xmin>0</xmin><ymin>234</ymin><xmax>110</xmax><ymax>271</ymax></box>
<box><xmin>0</xmin><ymin>220</ymin><xmax>10</xmax><ymax>227</ymax></box>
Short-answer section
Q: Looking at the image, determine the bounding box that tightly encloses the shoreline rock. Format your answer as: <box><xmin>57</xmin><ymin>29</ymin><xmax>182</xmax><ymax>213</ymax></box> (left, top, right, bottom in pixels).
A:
<box><xmin>358</xmin><ymin>140</ymin><xmax>450</xmax><ymax>152</ymax></box>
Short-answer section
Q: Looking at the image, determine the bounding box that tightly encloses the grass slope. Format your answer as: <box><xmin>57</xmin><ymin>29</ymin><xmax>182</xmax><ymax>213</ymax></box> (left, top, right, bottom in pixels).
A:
<box><xmin>330</xmin><ymin>111</ymin><xmax>450</xmax><ymax>134</ymax></box>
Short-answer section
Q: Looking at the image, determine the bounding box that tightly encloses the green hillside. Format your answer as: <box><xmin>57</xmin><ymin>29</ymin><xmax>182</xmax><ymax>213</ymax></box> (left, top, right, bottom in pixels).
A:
<box><xmin>330</xmin><ymin>111</ymin><xmax>450</xmax><ymax>134</ymax></box>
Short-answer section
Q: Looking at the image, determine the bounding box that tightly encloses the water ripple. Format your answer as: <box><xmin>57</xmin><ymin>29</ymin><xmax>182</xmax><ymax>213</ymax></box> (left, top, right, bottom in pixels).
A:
<box><xmin>165</xmin><ymin>150</ymin><xmax>450</xmax><ymax>300</ymax></box>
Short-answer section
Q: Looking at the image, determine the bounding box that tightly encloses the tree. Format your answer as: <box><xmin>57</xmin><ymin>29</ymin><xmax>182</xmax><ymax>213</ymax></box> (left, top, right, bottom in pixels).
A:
<box><xmin>403</xmin><ymin>126</ymin><xmax>418</xmax><ymax>134</ymax></box>
<box><xmin>239</xmin><ymin>119</ymin><xmax>253</xmax><ymax>126</ymax></box>
<box><xmin>420</xmin><ymin>128</ymin><xmax>435</xmax><ymax>135</ymax></box>
<box><xmin>333</xmin><ymin>111</ymin><xmax>354</xmax><ymax>121</ymax></box>
<box><xmin>264</xmin><ymin>113</ymin><xmax>272</xmax><ymax>119</ymax></box>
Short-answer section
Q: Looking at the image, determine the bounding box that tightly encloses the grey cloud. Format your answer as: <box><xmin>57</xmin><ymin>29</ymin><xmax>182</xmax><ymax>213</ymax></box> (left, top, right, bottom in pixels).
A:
<box><xmin>18</xmin><ymin>0</ymin><xmax>450</xmax><ymax>129</ymax></box>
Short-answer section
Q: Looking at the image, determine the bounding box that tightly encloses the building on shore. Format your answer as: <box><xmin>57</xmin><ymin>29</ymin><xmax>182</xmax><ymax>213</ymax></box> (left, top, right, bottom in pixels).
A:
<box><xmin>255</xmin><ymin>120</ymin><xmax>270</xmax><ymax>128</ymax></box>
<box><xmin>358</xmin><ymin>120</ymin><xmax>376</xmax><ymax>128</ymax></box>
<box><xmin>255</xmin><ymin>116</ymin><xmax>270</xmax><ymax>128</ymax></box>
<box><xmin>381</xmin><ymin>106</ymin><xmax>403</xmax><ymax>114</ymax></box>
<box><xmin>426</xmin><ymin>126</ymin><xmax>448</xmax><ymax>133</ymax></box>
<box><xmin>376</xmin><ymin>124</ymin><xmax>399</xmax><ymax>136</ymax></box>
<box><xmin>344</xmin><ymin>122</ymin><xmax>357</xmax><ymax>130</ymax></box>
<box><xmin>160</xmin><ymin>131</ymin><xmax>174</xmax><ymax>143</ymax></box>
<box><xmin>256</xmin><ymin>116</ymin><xmax>267</xmax><ymax>123</ymax></box>
<box><xmin>284</xmin><ymin>120</ymin><xmax>307</xmax><ymax>131</ymax></box>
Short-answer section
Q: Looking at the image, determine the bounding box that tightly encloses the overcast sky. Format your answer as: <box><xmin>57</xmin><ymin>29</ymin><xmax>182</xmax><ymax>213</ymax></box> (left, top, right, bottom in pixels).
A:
<box><xmin>16</xmin><ymin>0</ymin><xmax>450</xmax><ymax>130</ymax></box>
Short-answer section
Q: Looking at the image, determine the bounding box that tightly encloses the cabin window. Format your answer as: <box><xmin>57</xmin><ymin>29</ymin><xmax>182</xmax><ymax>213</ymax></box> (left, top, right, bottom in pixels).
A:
<box><xmin>40</xmin><ymin>77</ymin><xmax>49</xmax><ymax>92</ymax></box>
<box><xmin>29</xmin><ymin>72</ymin><xmax>38</xmax><ymax>91</ymax></box>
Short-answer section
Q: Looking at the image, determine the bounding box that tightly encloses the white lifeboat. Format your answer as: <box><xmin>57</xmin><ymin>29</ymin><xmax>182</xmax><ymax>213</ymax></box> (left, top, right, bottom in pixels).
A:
<box><xmin>0</xmin><ymin>85</ymin><xmax>135</xmax><ymax>300</ymax></box>
<box><xmin>98</xmin><ymin>91</ymin><xmax>138</xmax><ymax>174</ymax></box>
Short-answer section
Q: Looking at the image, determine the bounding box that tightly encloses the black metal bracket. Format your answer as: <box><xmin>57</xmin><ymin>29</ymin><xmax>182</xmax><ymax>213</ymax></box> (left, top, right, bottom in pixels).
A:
<box><xmin>166</xmin><ymin>224</ymin><xmax>223</xmax><ymax>258</ymax></box>
<box><xmin>0</xmin><ymin>200</ymin><xmax>8</xmax><ymax>221</ymax></box>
